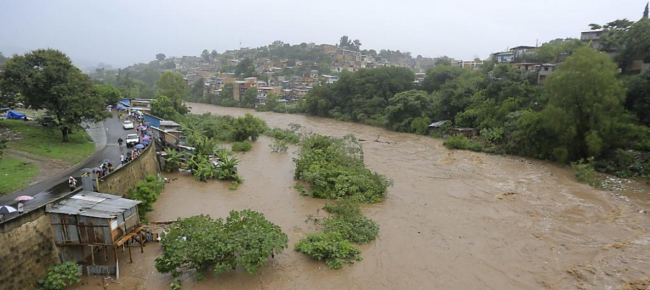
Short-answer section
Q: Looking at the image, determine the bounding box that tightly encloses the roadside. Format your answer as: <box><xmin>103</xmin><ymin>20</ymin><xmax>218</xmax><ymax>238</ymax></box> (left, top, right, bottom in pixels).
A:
<box><xmin>0</xmin><ymin>118</ymin><xmax>100</xmax><ymax>196</ymax></box>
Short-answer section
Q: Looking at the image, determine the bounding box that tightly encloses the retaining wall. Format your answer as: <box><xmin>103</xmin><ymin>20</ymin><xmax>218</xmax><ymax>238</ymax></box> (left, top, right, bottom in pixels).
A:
<box><xmin>96</xmin><ymin>143</ymin><xmax>160</xmax><ymax>197</ymax></box>
<box><xmin>0</xmin><ymin>208</ymin><xmax>59</xmax><ymax>290</ymax></box>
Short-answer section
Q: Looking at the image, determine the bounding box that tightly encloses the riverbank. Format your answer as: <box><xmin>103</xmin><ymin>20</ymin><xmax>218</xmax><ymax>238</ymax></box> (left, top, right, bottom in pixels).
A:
<box><xmin>74</xmin><ymin>103</ymin><xmax>650</xmax><ymax>290</ymax></box>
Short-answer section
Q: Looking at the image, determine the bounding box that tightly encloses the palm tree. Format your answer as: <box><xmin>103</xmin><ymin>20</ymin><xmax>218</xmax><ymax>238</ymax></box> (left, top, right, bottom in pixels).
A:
<box><xmin>163</xmin><ymin>148</ymin><xmax>183</xmax><ymax>172</ymax></box>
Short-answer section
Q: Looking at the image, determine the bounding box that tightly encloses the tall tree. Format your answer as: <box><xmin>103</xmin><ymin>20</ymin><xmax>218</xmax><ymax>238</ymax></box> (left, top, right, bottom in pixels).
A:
<box><xmin>617</xmin><ymin>18</ymin><xmax>650</xmax><ymax>71</ymax></box>
<box><xmin>339</xmin><ymin>35</ymin><xmax>351</xmax><ymax>48</ymax></box>
<box><xmin>435</xmin><ymin>56</ymin><xmax>453</xmax><ymax>66</ymax></box>
<box><xmin>543</xmin><ymin>47</ymin><xmax>635</xmax><ymax>161</ymax></box>
<box><xmin>94</xmin><ymin>83</ymin><xmax>123</xmax><ymax>105</ymax></box>
<box><xmin>242</xmin><ymin>87</ymin><xmax>258</xmax><ymax>108</ymax></box>
<box><xmin>191</xmin><ymin>77</ymin><xmax>205</xmax><ymax>100</ymax></box>
<box><xmin>0</xmin><ymin>49</ymin><xmax>109</xmax><ymax>141</ymax></box>
<box><xmin>385</xmin><ymin>90</ymin><xmax>434</xmax><ymax>133</ymax></box>
<box><xmin>156</xmin><ymin>53</ymin><xmax>166</xmax><ymax>61</ymax></box>
<box><xmin>201</xmin><ymin>49</ymin><xmax>210</xmax><ymax>62</ymax></box>
<box><xmin>156</xmin><ymin>71</ymin><xmax>189</xmax><ymax>114</ymax></box>
<box><xmin>235</xmin><ymin>57</ymin><xmax>256</xmax><ymax>77</ymax></box>
<box><xmin>0</xmin><ymin>52</ymin><xmax>7</xmax><ymax>66</ymax></box>
<box><xmin>625</xmin><ymin>69</ymin><xmax>650</xmax><ymax>124</ymax></box>
<box><xmin>210</xmin><ymin>49</ymin><xmax>218</xmax><ymax>59</ymax></box>
<box><xmin>644</xmin><ymin>2</ymin><xmax>648</xmax><ymax>19</ymax></box>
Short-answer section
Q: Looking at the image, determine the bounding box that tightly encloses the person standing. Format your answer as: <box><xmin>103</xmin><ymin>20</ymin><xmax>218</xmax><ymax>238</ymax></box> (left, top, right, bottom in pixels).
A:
<box><xmin>120</xmin><ymin>154</ymin><xmax>125</xmax><ymax>165</ymax></box>
<box><xmin>17</xmin><ymin>202</ymin><xmax>24</xmax><ymax>214</ymax></box>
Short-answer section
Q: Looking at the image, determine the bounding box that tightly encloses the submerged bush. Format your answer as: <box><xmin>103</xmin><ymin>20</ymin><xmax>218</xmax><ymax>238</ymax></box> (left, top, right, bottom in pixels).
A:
<box><xmin>322</xmin><ymin>199</ymin><xmax>379</xmax><ymax>244</ymax></box>
<box><xmin>37</xmin><ymin>261</ymin><xmax>81</xmax><ymax>290</ymax></box>
<box><xmin>571</xmin><ymin>157</ymin><xmax>601</xmax><ymax>187</ymax></box>
<box><xmin>231</xmin><ymin>141</ymin><xmax>252</xmax><ymax>152</ymax></box>
<box><xmin>294</xmin><ymin>134</ymin><xmax>392</xmax><ymax>203</ymax></box>
<box><xmin>294</xmin><ymin>232</ymin><xmax>362</xmax><ymax>269</ymax></box>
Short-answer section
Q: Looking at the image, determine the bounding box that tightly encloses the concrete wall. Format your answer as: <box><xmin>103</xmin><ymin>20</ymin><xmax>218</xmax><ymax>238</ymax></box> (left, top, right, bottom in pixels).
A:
<box><xmin>97</xmin><ymin>143</ymin><xmax>160</xmax><ymax>197</ymax></box>
<box><xmin>0</xmin><ymin>208</ymin><xmax>59</xmax><ymax>290</ymax></box>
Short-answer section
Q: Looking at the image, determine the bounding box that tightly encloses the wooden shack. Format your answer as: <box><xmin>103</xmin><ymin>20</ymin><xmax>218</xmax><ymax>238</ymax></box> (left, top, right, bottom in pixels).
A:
<box><xmin>46</xmin><ymin>191</ymin><xmax>144</xmax><ymax>278</ymax></box>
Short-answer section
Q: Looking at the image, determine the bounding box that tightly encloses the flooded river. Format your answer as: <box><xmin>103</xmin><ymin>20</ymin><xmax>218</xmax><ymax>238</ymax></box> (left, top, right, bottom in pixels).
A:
<box><xmin>74</xmin><ymin>103</ymin><xmax>650</xmax><ymax>290</ymax></box>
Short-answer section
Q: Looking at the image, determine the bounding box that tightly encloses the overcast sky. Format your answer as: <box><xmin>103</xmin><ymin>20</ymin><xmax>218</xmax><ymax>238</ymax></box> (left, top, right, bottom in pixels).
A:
<box><xmin>0</xmin><ymin>0</ymin><xmax>647</xmax><ymax>69</ymax></box>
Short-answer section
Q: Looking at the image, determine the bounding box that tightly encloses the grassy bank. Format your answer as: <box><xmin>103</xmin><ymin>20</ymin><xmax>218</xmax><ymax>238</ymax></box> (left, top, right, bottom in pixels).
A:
<box><xmin>0</xmin><ymin>157</ymin><xmax>38</xmax><ymax>194</ymax></box>
<box><xmin>3</xmin><ymin>120</ymin><xmax>94</xmax><ymax>163</ymax></box>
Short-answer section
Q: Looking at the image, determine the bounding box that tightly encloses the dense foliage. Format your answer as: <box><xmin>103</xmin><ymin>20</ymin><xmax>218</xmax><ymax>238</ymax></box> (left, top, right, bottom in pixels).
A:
<box><xmin>294</xmin><ymin>134</ymin><xmax>392</xmax><ymax>203</ymax></box>
<box><xmin>155</xmin><ymin>211</ymin><xmax>288</xmax><ymax>281</ymax></box>
<box><xmin>128</xmin><ymin>174</ymin><xmax>165</xmax><ymax>222</ymax></box>
<box><xmin>294</xmin><ymin>232</ymin><xmax>362</xmax><ymax>269</ymax></box>
<box><xmin>37</xmin><ymin>261</ymin><xmax>81</xmax><ymax>290</ymax></box>
<box><xmin>304</xmin><ymin>66</ymin><xmax>415</xmax><ymax>126</ymax></box>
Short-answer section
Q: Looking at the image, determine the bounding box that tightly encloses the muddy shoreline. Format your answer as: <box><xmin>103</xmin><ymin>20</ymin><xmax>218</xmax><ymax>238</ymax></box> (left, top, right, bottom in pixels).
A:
<box><xmin>72</xmin><ymin>103</ymin><xmax>650</xmax><ymax>290</ymax></box>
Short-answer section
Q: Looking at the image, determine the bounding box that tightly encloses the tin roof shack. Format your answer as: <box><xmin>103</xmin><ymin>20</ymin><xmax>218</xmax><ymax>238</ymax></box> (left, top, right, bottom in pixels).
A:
<box><xmin>46</xmin><ymin>191</ymin><xmax>144</xmax><ymax>277</ymax></box>
<box><xmin>427</xmin><ymin>120</ymin><xmax>451</xmax><ymax>134</ymax></box>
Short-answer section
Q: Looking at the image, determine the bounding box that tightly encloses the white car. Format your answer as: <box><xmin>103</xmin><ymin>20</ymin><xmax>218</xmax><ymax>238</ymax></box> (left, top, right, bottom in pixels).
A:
<box><xmin>123</xmin><ymin>120</ymin><xmax>134</xmax><ymax>130</ymax></box>
<box><xmin>125</xmin><ymin>134</ymin><xmax>140</xmax><ymax>147</ymax></box>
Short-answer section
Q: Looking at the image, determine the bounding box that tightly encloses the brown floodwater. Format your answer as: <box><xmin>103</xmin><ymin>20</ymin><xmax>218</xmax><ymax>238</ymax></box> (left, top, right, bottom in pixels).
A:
<box><xmin>72</xmin><ymin>103</ymin><xmax>650</xmax><ymax>290</ymax></box>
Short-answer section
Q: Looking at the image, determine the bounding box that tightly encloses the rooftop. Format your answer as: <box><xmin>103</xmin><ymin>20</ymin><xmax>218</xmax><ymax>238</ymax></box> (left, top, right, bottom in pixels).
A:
<box><xmin>160</xmin><ymin>120</ymin><xmax>181</xmax><ymax>127</ymax></box>
<box><xmin>46</xmin><ymin>191</ymin><xmax>141</xmax><ymax>219</ymax></box>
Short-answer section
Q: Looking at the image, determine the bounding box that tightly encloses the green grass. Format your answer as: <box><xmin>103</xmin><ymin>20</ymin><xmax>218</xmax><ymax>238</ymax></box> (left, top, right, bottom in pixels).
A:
<box><xmin>0</xmin><ymin>157</ymin><xmax>39</xmax><ymax>195</ymax></box>
<box><xmin>2</xmin><ymin>120</ymin><xmax>95</xmax><ymax>163</ymax></box>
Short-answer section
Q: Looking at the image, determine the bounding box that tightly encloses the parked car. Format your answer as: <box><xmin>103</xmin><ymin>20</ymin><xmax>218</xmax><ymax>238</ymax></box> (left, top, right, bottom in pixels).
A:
<box><xmin>123</xmin><ymin>120</ymin><xmax>134</xmax><ymax>130</ymax></box>
<box><xmin>125</xmin><ymin>134</ymin><xmax>140</xmax><ymax>147</ymax></box>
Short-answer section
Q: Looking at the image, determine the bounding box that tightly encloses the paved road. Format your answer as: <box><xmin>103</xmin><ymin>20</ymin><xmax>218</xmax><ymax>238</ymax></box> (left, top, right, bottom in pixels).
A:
<box><xmin>0</xmin><ymin>110</ymin><xmax>135</xmax><ymax>216</ymax></box>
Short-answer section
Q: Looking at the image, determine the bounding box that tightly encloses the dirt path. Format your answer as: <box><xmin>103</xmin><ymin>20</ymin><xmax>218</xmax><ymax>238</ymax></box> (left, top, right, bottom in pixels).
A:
<box><xmin>5</xmin><ymin>149</ymin><xmax>73</xmax><ymax>185</ymax></box>
<box><xmin>72</xmin><ymin>104</ymin><xmax>650</xmax><ymax>290</ymax></box>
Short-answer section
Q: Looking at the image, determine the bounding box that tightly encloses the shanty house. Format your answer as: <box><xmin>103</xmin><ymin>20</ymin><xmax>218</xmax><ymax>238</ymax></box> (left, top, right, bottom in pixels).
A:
<box><xmin>46</xmin><ymin>191</ymin><xmax>144</xmax><ymax>277</ymax></box>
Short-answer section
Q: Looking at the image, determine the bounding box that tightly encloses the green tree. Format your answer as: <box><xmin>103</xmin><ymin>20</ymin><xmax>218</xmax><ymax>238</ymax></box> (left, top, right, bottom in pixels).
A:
<box><xmin>0</xmin><ymin>52</ymin><xmax>7</xmax><ymax>66</ymax></box>
<box><xmin>421</xmin><ymin>65</ymin><xmax>465</xmax><ymax>93</ymax></box>
<box><xmin>190</xmin><ymin>77</ymin><xmax>205</xmax><ymax>101</ymax></box>
<box><xmin>156</xmin><ymin>53</ymin><xmax>166</xmax><ymax>61</ymax></box>
<box><xmin>543</xmin><ymin>47</ymin><xmax>635</xmax><ymax>161</ymax></box>
<box><xmin>235</xmin><ymin>57</ymin><xmax>256</xmax><ymax>77</ymax></box>
<box><xmin>156</xmin><ymin>71</ymin><xmax>188</xmax><ymax>114</ymax></box>
<box><xmin>155</xmin><ymin>210</ymin><xmax>288</xmax><ymax>278</ymax></box>
<box><xmin>435</xmin><ymin>56</ymin><xmax>453</xmax><ymax>66</ymax></box>
<box><xmin>385</xmin><ymin>90</ymin><xmax>434</xmax><ymax>132</ymax></box>
<box><xmin>625</xmin><ymin>69</ymin><xmax>650</xmax><ymax>124</ymax></box>
<box><xmin>232</xmin><ymin>113</ymin><xmax>267</xmax><ymax>141</ymax></box>
<box><xmin>0</xmin><ymin>49</ymin><xmax>109</xmax><ymax>141</ymax></box>
<box><xmin>242</xmin><ymin>87</ymin><xmax>258</xmax><ymax>108</ymax></box>
<box><xmin>201</xmin><ymin>49</ymin><xmax>210</xmax><ymax>62</ymax></box>
<box><xmin>617</xmin><ymin>18</ymin><xmax>650</xmax><ymax>71</ymax></box>
<box><xmin>150</xmin><ymin>95</ymin><xmax>180</xmax><ymax>120</ymax></box>
<box><xmin>93</xmin><ymin>83</ymin><xmax>122</xmax><ymax>105</ymax></box>
<box><xmin>210</xmin><ymin>49</ymin><xmax>218</xmax><ymax>59</ymax></box>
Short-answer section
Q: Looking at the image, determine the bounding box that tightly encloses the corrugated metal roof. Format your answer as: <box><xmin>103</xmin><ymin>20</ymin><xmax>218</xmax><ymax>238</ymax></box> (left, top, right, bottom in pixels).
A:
<box><xmin>160</xmin><ymin>120</ymin><xmax>181</xmax><ymax>127</ymax></box>
<box><xmin>429</xmin><ymin>120</ymin><xmax>450</xmax><ymax>128</ymax></box>
<box><xmin>46</xmin><ymin>191</ymin><xmax>140</xmax><ymax>219</ymax></box>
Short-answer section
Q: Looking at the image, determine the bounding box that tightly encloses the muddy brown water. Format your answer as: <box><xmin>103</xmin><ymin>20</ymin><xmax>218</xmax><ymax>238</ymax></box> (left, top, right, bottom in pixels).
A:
<box><xmin>72</xmin><ymin>103</ymin><xmax>650</xmax><ymax>290</ymax></box>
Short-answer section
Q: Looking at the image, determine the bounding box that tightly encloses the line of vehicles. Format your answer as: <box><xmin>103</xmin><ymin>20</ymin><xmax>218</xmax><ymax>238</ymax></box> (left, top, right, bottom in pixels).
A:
<box><xmin>122</xmin><ymin>120</ymin><xmax>140</xmax><ymax>147</ymax></box>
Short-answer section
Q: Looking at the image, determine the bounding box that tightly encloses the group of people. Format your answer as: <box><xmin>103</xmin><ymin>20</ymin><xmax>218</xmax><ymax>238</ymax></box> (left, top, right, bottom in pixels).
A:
<box><xmin>120</xmin><ymin>146</ymin><xmax>146</xmax><ymax>165</ymax></box>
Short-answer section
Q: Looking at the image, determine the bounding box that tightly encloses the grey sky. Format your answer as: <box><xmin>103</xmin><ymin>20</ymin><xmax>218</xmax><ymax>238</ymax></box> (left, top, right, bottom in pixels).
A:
<box><xmin>0</xmin><ymin>0</ymin><xmax>646</xmax><ymax>69</ymax></box>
